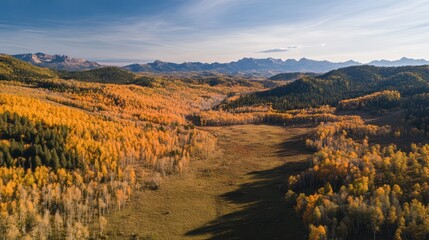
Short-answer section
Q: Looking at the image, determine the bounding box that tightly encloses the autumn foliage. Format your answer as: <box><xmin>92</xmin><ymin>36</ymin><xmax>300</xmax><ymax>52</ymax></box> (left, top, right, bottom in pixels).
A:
<box><xmin>338</xmin><ymin>90</ymin><xmax>401</xmax><ymax>113</ymax></box>
<box><xmin>289</xmin><ymin>115</ymin><xmax>429</xmax><ymax>239</ymax></box>
<box><xmin>0</xmin><ymin>73</ymin><xmax>225</xmax><ymax>238</ymax></box>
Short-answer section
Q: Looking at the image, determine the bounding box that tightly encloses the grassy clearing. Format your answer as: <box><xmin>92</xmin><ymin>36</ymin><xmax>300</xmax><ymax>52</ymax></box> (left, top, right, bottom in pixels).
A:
<box><xmin>106</xmin><ymin>124</ymin><xmax>313</xmax><ymax>239</ymax></box>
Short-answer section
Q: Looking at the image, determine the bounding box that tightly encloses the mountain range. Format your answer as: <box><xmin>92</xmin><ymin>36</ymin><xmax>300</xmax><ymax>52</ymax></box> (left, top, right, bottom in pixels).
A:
<box><xmin>367</xmin><ymin>57</ymin><xmax>429</xmax><ymax>67</ymax></box>
<box><xmin>123</xmin><ymin>58</ymin><xmax>361</xmax><ymax>75</ymax></box>
<box><xmin>12</xmin><ymin>52</ymin><xmax>101</xmax><ymax>71</ymax></box>
<box><xmin>9</xmin><ymin>53</ymin><xmax>429</xmax><ymax>74</ymax></box>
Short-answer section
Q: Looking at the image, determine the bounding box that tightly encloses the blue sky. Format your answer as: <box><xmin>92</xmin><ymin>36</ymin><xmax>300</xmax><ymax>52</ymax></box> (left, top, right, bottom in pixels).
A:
<box><xmin>1</xmin><ymin>0</ymin><xmax>429</xmax><ymax>65</ymax></box>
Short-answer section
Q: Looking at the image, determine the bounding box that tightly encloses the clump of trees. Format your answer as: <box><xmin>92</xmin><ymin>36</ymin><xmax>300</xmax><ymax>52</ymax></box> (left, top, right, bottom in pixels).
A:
<box><xmin>288</xmin><ymin>115</ymin><xmax>429</xmax><ymax>240</ymax></box>
<box><xmin>0</xmin><ymin>111</ymin><xmax>80</xmax><ymax>170</ymax></box>
<box><xmin>195</xmin><ymin>106</ymin><xmax>352</xmax><ymax>127</ymax></box>
<box><xmin>195</xmin><ymin>110</ymin><xmax>265</xmax><ymax>126</ymax></box>
<box><xmin>404</xmin><ymin>93</ymin><xmax>429</xmax><ymax>135</ymax></box>
<box><xmin>269</xmin><ymin>72</ymin><xmax>318</xmax><ymax>81</ymax></box>
<box><xmin>337</xmin><ymin>90</ymin><xmax>401</xmax><ymax>113</ymax></box>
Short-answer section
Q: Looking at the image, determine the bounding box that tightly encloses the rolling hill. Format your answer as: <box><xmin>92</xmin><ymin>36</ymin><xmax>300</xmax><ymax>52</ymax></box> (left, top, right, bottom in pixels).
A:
<box><xmin>269</xmin><ymin>72</ymin><xmax>319</xmax><ymax>81</ymax></box>
<box><xmin>0</xmin><ymin>54</ymin><xmax>58</xmax><ymax>81</ymax></box>
<box><xmin>58</xmin><ymin>67</ymin><xmax>155</xmax><ymax>86</ymax></box>
<box><xmin>224</xmin><ymin>65</ymin><xmax>429</xmax><ymax>110</ymax></box>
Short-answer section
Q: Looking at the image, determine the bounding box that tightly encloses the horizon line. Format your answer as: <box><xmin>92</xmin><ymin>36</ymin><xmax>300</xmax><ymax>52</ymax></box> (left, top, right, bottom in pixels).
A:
<box><xmin>6</xmin><ymin>52</ymin><xmax>429</xmax><ymax>66</ymax></box>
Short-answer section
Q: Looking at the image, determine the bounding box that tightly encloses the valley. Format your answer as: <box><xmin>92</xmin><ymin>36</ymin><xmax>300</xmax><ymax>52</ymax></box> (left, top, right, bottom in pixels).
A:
<box><xmin>2</xmin><ymin>53</ymin><xmax>429</xmax><ymax>239</ymax></box>
<box><xmin>3</xmin><ymin>1</ymin><xmax>429</xmax><ymax>239</ymax></box>
<box><xmin>106</xmin><ymin>125</ymin><xmax>311</xmax><ymax>239</ymax></box>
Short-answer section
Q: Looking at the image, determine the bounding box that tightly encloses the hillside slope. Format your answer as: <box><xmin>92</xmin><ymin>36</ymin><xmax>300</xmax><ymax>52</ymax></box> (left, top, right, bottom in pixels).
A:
<box><xmin>58</xmin><ymin>67</ymin><xmax>155</xmax><ymax>85</ymax></box>
<box><xmin>0</xmin><ymin>54</ymin><xmax>57</xmax><ymax>81</ymax></box>
<box><xmin>269</xmin><ymin>72</ymin><xmax>318</xmax><ymax>81</ymax></box>
<box><xmin>225</xmin><ymin>65</ymin><xmax>429</xmax><ymax>110</ymax></box>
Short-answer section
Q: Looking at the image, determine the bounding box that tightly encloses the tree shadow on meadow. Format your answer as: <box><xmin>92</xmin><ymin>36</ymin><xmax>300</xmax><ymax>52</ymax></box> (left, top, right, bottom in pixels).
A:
<box><xmin>186</xmin><ymin>135</ymin><xmax>310</xmax><ymax>240</ymax></box>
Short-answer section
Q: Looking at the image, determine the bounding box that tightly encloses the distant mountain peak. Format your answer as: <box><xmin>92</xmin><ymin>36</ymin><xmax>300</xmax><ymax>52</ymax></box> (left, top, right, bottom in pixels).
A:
<box><xmin>345</xmin><ymin>60</ymin><xmax>360</xmax><ymax>64</ymax></box>
<box><xmin>368</xmin><ymin>57</ymin><xmax>429</xmax><ymax>67</ymax></box>
<box><xmin>13</xmin><ymin>52</ymin><xmax>101</xmax><ymax>71</ymax></box>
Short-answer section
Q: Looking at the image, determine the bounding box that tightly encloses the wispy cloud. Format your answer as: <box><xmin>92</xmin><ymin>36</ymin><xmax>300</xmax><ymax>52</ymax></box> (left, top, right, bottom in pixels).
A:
<box><xmin>257</xmin><ymin>48</ymin><xmax>289</xmax><ymax>53</ymax></box>
<box><xmin>1</xmin><ymin>0</ymin><xmax>429</xmax><ymax>64</ymax></box>
<box><xmin>257</xmin><ymin>46</ymin><xmax>299</xmax><ymax>53</ymax></box>
<box><xmin>180</xmin><ymin>0</ymin><xmax>254</xmax><ymax>19</ymax></box>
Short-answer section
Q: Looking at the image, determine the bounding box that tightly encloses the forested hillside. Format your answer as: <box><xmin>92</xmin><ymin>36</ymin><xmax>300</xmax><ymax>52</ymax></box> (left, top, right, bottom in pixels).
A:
<box><xmin>224</xmin><ymin>65</ymin><xmax>429</xmax><ymax>111</ymax></box>
<box><xmin>58</xmin><ymin>67</ymin><xmax>155</xmax><ymax>86</ymax></box>
<box><xmin>269</xmin><ymin>72</ymin><xmax>318</xmax><ymax>81</ymax></box>
<box><xmin>337</xmin><ymin>90</ymin><xmax>401</xmax><ymax>113</ymax></box>
<box><xmin>0</xmin><ymin>54</ymin><xmax>57</xmax><ymax>81</ymax></box>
